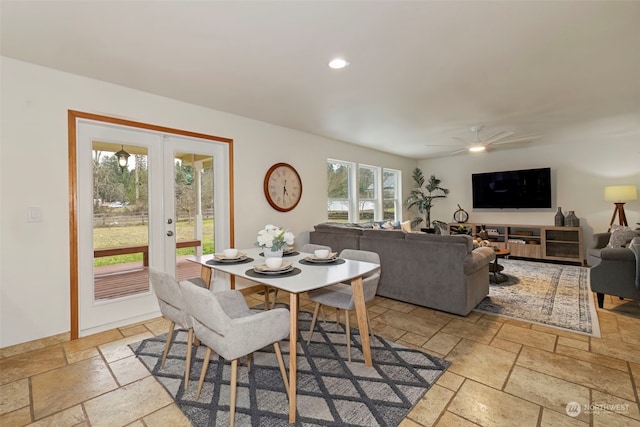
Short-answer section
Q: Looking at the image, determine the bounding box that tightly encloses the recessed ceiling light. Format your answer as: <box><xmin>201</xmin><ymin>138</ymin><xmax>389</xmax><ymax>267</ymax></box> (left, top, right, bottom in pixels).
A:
<box><xmin>328</xmin><ymin>58</ymin><xmax>349</xmax><ymax>69</ymax></box>
<box><xmin>469</xmin><ymin>145</ymin><xmax>486</xmax><ymax>153</ymax></box>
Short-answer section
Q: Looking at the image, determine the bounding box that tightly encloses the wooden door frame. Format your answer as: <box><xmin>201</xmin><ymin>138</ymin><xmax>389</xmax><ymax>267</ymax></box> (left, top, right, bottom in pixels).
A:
<box><xmin>67</xmin><ymin>110</ymin><xmax>234</xmax><ymax>339</ymax></box>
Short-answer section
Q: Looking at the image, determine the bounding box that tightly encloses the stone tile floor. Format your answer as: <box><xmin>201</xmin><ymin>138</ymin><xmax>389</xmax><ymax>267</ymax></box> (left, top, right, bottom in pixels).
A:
<box><xmin>1</xmin><ymin>292</ymin><xmax>638</xmax><ymax>426</ymax></box>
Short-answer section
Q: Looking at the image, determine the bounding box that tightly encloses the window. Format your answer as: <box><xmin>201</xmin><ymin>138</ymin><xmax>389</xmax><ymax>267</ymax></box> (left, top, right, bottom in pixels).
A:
<box><xmin>327</xmin><ymin>159</ymin><xmax>401</xmax><ymax>223</ymax></box>
<box><xmin>383</xmin><ymin>169</ymin><xmax>400</xmax><ymax>221</ymax></box>
<box><xmin>358</xmin><ymin>165</ymin><xmax>377</xmax><ymax>221</ymax></box>
<box><xmin>327</xmin><ymin>160</ymin><xmax>353</xmax><ymax>222</ymax></box>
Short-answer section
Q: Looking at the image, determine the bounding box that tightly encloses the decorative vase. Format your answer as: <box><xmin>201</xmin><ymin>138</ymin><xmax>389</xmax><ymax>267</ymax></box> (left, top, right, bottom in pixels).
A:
<box><xmin>263</xmin><ymin>247</ymin><xmax>283</xmax><ymax>258</ymax></box>
<box><xmin>554</xmin><ymin>207</ymin><xmax>564</xmax><ymax>226</ymax></box>
<box><xmin>565</xmin><ymin>211</ymin><xmax>580</xmax><ymax>227</ymax></box>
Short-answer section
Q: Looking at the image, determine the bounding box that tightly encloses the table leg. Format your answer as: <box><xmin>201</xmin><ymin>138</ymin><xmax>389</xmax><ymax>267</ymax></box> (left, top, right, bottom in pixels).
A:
<box><xmin>199</xmin><ymin>265</ymin><xmax>212</xmax><ymax>289</ymax></box>
<box><xmin>288</xmin><ymin>292</ymin><xmax>298</xmax><ymax>423</ymax></box>
<box><xmin>351</xmin><ymin>276</ymin><xmax>372</xmax><ymax>367</ymax></box>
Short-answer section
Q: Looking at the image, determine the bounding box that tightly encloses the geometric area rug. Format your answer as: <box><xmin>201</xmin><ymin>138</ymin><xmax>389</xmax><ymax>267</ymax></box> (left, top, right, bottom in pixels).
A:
<box><xmin>474</xmin><ymin>259</ymin><xmax>601</xmax><ymax>337</ymax></box>
<box><xmin>129</xmin><ymin>310</ymin><xmax>450</xmax><ymax>426</ymax></box>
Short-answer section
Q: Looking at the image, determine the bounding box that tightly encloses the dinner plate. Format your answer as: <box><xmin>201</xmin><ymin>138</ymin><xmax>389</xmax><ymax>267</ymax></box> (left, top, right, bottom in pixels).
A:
<box><xmin>253</xmin><ymin>262</ymin><xmax>293</xmax><ymax>274</ymax></box>
<box><xmin>213</xmin><ymin>252</ymin><xmax>247</xmax><ymax>262</ymax></box>
<box><xmin>305</xmin><ymin>253</ymin><xmax>338</xmax><ymax>263</ymax></box>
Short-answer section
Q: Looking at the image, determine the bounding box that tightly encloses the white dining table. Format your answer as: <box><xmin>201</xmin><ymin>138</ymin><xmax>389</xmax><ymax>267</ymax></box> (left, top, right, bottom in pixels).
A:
<box><xmin>188</xmin><ymin>247</ymin><xmax>380</xmax><ymax>423</ymax></box>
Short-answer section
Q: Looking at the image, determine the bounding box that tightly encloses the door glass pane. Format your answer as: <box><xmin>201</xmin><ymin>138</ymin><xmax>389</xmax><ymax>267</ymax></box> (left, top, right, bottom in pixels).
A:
<box><xmin>174</xmin><ymin>152</ymin><xmax>214</xmax><ymax>281</ymax></box>
<box><xmin>92</xmin><ymin>142</ymin><xmax>149</xmax><ymax>301</ymax></box>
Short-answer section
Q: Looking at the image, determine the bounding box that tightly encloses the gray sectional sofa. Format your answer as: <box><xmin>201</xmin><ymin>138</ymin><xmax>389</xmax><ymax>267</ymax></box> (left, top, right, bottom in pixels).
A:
<box><xmin>309</xmin><ymin>223</ymin><xmax>496</xmax><ymax>315</ymax></box>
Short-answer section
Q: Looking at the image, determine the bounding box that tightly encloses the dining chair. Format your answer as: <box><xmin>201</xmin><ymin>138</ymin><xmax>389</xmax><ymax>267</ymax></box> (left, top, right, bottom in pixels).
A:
<box><xmin>149</xmin><ymin>269</ymin><xmax>199</xmax><ymax>388</ymax></box>
<box><xmin>267</xmin><ymin>243</ymin><xmax>332</xmax><ymax>308</ymax></box>
<box><xmin>179</xmin><ymin>281</ymin><xmax>291</xmax><ymax>427</ymax></box>
<box><xmin>306</xmin><ymin>249</ymin><xmax>381</xmax><ymax>361</ymax></box>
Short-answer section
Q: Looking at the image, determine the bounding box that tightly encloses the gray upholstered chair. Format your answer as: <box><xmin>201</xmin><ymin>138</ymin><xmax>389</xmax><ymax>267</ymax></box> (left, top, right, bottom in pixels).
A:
<box><xmin>306</xmin><ymin>249</ymin><xmax>380</xmax><ymax>361</ymax></box>
<box><xmin>149</xmin><ymin>269</ymin><xmax>197</xmax><ymax>388</ymax></box>
<box><xmin>179</xmin><ymin>281</ymin><xmax>290</xmax><ymax>427</ymax></box>
<box><xmin>590</xmin><ymin>235</ymin><xmax>640</xmax><ymax>308</ymax></box>
<box><xmin>301</xmin><ymin>243</ymin><xmax>332</xmax><ymax>253</ymax></box>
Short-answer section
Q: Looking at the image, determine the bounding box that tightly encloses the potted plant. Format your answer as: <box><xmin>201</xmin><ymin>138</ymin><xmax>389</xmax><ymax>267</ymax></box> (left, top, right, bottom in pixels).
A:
<box><xmin>404</xmin><ymin>168</ymin><xmax>449</xmax><ymax>232</ymax></box>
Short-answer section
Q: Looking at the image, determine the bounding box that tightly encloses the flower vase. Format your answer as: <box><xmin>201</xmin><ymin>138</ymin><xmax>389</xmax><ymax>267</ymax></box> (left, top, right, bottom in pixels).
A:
<box><xmin>263</xmin><ymin>247</ymin><xmax>283</xmax><ymax>258</ymax></box>
<box><xmin>554</xmin><ymin>207</ymin><xmax>564</xmax><ymax>226</ymax></box>
<box><xmin>565</xmin><ymin>211</ymin><xmax>580</xmax><ymax>227</ymax></box>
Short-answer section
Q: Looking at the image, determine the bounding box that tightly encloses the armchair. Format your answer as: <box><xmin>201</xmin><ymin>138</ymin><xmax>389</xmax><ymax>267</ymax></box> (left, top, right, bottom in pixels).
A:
<box><xmin>589</xmin><ymin>234</ymin><xmax>640</xmax><ymax>308</ymax></box>
<box><xmin>179</xmin><ymin>282</ymin><xmax>290</xmax><ymax>427</ymax></box>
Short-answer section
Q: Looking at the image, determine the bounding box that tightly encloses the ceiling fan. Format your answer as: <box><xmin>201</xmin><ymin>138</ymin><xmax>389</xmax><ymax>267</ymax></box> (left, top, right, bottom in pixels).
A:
<box><xmin>426</xmin><ymin>125</ymin><xmax>540</xmax><ymax>155</ymax></box>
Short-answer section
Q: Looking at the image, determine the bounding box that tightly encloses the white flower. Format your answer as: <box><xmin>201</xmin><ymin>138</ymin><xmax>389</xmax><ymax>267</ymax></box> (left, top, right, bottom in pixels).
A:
<box><xmin>256</xmin><ymin>225</ymin><xmax>295</xmax><ymax>251</ymax></box>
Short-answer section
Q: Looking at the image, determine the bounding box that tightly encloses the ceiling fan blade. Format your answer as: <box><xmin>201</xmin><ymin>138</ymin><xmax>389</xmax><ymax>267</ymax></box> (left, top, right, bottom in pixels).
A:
<box><xmin>449</xmin><ymin>147</ymin><xmax>472</xmax><ymax>155</ymax></box>
<box><xmin>488</xmin><ymin>134</ymin><xmax>540</xmax><ymax>146</ymax></box>
<box><xmin>480</xmin><ymin>130</ymin><xmax>506</xmax><ymax>143</ymax></box>
<box><xmin>452</xmin><ymin>136</ymin><xmax>472</xmax><ymax>144</ymax></box>
<box><xmin>483</xmin><ymin>130</ymin><xmax>515</xmax><ymax>144</ymax></box>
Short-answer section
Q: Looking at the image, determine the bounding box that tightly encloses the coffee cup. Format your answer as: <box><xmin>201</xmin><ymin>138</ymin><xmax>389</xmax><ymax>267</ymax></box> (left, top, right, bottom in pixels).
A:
<box><xmin>265</xmin><ymin>257</ymin><xmax>283</xmax><ymax>269</ymax></box>
<box><xmin>314</xmin><ymin>249</ymin><xmax>330</xmax><ymax>258</ymax></box>
<box><xmin>223</xmin><ymin>248</ymin><xmax>239</xmax><ymax>258</ymax></box>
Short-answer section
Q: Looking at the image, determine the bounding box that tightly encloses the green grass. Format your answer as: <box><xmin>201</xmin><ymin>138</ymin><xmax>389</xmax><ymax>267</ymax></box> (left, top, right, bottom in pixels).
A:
<box><xmin>94</xmin><ymin>219</ymin><xmax>214</xmax><ymax>266</ymax></box>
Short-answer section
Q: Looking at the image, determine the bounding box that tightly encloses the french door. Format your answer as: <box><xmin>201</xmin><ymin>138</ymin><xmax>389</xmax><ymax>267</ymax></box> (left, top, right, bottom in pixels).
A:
<box><xmin>76</xmin><ymin>119</ymin><xmax>230</xmax><ymax>337</ymax></box>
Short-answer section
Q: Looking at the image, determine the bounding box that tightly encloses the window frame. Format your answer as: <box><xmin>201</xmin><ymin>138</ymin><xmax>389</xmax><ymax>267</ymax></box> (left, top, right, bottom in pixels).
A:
<box><xmin>327</xmin><ymin>159</ymin><xmax>402</xmax><ymax>223</ymax></box>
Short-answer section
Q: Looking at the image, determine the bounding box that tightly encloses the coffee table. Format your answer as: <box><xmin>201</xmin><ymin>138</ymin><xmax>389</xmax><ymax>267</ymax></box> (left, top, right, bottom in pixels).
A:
<box><xmin>490</xmin><ymin>248</ymin><xmax>510</xmax><ymax>283</ymax></box>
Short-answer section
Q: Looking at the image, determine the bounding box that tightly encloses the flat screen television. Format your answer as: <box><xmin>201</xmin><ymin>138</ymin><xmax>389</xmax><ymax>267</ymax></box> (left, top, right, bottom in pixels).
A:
<box><xmin>472</xmin><ymin>167</ymin><xmax>552</xmax><ymax>209</ymax></box>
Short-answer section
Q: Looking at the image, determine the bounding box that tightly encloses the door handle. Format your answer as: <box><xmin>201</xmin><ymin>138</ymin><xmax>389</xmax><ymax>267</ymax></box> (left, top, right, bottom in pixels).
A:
<box><xmin>166</xmin><ymin>231</ymin><xmax>174</xmax><ymax>236</ymax></box>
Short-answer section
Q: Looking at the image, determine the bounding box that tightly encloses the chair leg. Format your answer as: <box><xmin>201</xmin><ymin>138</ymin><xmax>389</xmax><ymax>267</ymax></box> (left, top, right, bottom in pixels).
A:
<box><xmin>196</xmin><ymin>347</ymin><xmax>212</xmax><ymax>399</ymax></box>
<box><xmin>273</xmin><ymin>342</ymin><xmax>290</xmax><ymax>399</ymax></box>
<box><xmin>185</xmin><ymin>328</ymin><xmax>193</xmax><ymax>388</ymax></box>
<box><xmin>597</xmin><ymin>293</ymin><xmax>605</xmax><ymax>308</ymax></box>
<box><xmin>230</xmin><ymin>359</ymin><xmax>238</xmax><ymax>427</ymax></box>
<box><xmin>161</xmin><ymin>321</ymin><xmax>176</xmax><ymax>367</ymax></box>
<box><xmin>272</xmin><ymin>289</ymin><xmax>280</xmax><ymax>309</ymax></box>
<box><xmin>344</xmin><ymin>310</ymin><xmax>351</xmax><ymax>362</ymax></box>
<box><xmin>367</xmin><ymin>309</ymin><xmax>374</xmax><ymax>340</ymax></box>
<box><xmin>246</xmin><ymin>353</ymin><xmax>253</xmax><ymax>372</ymax></box>
<box><xmin>307</xmin><ymin>302</ymin><xmax>321</xmax><ymax>344</ymax></box>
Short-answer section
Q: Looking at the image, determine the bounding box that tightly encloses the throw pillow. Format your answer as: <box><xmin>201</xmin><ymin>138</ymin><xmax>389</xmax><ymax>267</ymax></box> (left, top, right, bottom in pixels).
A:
<box><xmin>382</xmin><ymin>221</ymin><xmax>395</xmax><ymax>230</ymax></box>
<box><xmin>400</xmin><ymin>220</ymin><xmax>412</xmax><ymax>233</ymax></box>
<box><xmin>607</xmin><ymin>224</ymin><xmax>640</xmax><ymax>248</ymax></box>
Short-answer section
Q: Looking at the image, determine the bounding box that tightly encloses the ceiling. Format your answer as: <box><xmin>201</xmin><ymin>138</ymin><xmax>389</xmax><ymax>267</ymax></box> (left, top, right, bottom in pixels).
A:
<box><xmin>1</xmin><ymin>1</ymin><xmax>639</xmax><ymax>158</ymax></box>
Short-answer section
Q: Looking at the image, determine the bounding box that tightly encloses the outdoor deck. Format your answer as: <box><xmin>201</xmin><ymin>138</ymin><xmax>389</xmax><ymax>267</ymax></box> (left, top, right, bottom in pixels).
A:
<box><xmin>93</xmin><ymin>256</ymin><xmax>202</xmax><ymax>300</ymax></box>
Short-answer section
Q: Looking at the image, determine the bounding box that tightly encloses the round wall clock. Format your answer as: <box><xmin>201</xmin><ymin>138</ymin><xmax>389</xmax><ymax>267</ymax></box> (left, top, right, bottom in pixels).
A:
<box><xmin>263</xmin><ymin>163</ymin><xmax>303</xmax><ymax>212</ymax></box>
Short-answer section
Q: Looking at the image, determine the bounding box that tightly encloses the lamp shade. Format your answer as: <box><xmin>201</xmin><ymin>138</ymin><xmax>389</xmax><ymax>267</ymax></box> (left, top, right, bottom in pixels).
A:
<box><xmin>604</xmin><ymin>185</ymin><xmax>638</xmax><ymax>202</ymax></box>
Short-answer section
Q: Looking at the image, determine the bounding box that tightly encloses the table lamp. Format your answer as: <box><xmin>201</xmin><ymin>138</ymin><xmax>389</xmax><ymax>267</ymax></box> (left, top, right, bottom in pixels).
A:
<box><xmin>604</xmin><ymin>185</ymin><xmax>638</xmax><ymax>230</ymax></box>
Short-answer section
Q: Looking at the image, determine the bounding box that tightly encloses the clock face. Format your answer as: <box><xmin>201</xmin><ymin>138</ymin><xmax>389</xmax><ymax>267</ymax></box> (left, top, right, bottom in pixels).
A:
<box><xmin>263</xmin><ymin>163</ymin><xmax>302</xmax><ymax>212</ymax></box>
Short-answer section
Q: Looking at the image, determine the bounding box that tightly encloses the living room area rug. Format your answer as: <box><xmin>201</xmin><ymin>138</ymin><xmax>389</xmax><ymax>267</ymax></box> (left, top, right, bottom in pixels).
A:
<box><xmin>130</xmin><ymin>310</ymin><xmax>450</xmax><ymax>426</ymax></box>
<box><xmin>475</xmin><ymin>259</ymin><xmax>601</xmax><ymax>337</ymax></box>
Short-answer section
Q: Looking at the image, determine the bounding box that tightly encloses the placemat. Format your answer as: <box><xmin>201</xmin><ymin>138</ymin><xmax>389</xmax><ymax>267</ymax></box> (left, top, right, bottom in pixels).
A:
<box><xmin>258</xmin><ymin>251</ymin><xmax>300</xmax><ymax>257</ymax></box>
<box><xmin>299</xmin><ymin>258</ymin><xmax>345</xmax><ymax>266</ymax></box>
<box><xmin>244</xmin><ymin>267</ymin><xmax>302</xmax><ymax>278</ymax></box>
<box><xmin>206</xmin><ymin>257</ymin><xmax>254</xmax><ymax>266</ymax></box>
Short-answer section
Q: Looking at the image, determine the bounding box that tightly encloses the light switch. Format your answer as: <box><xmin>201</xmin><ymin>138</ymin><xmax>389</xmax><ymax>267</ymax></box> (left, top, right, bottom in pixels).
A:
<box><xmin>27</xmin><ymin>207</ymin><xmax>42</xmax><ymax>222</ymax></box>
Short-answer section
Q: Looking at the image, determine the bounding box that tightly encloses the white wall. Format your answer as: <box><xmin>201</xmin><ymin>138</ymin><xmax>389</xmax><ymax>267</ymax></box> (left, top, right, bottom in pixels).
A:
<box><xmin>0</xmin><ymin>57</ymin><xmax>416</xmax><ymax>347</ymax></box>
<box><xmin>417</xmin><ymin>134</ymin><xmax>640</xmax><ymax>253</ymax></box>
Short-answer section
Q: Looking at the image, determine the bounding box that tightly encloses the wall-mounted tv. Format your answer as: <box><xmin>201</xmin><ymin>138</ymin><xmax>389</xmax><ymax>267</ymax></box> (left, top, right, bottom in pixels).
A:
<box><xmin>472</xmin><ymin>167</ymin><xmax>552</xmax><ymax>209</ymax></box>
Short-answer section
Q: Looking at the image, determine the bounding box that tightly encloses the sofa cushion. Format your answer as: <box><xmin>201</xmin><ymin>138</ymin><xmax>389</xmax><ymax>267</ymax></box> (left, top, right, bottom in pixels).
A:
<box><xmin>607</xmin><ymin>225</ymin><xmax>640</xmax><ymax>248</ymax></box>
<box><xmin>313</xmin><ymin>223</ymin><xmax>365</xmax><ymax>235</ymax></box>
<box><xmin>405</xmin><ymin>233</ymin><xmax>474</xmax><ymax>253</ymax></box>
<box><xmin>361</xmin><ymin>229</ymin><xmax>406</xmax><ymax>239</ymax></box>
